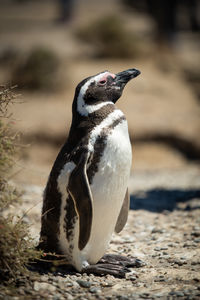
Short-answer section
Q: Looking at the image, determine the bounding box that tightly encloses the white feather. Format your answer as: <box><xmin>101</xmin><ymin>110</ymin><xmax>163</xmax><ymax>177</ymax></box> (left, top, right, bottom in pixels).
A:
<box><xmin>88</xmin><ymin>109</ymin><xmax>124</xmax><ymax>151</ymax></box>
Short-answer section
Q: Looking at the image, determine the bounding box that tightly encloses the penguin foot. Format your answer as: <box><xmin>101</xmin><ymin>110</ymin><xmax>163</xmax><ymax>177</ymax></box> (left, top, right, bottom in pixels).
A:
<box><xmin>83</xmin><ymin>263</ymin><xmax>130</xmax><ymax>278</ymax></box>
<box><xmin>99</xmin><ymin>254</ymin><xmax>145</xmax><ymax>268</ymax></box>
<box><xmin>82</xmin><ymin>254</ymin><xmax>145</xmax><ymax>278</ymax></box>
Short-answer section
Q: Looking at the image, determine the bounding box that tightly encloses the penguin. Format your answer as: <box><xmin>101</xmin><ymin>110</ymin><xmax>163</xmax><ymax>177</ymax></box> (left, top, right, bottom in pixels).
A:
<box><xmin>38</xmin><ymin>68</ymin><xmax>142</xmax><ymax>277</ymax></box>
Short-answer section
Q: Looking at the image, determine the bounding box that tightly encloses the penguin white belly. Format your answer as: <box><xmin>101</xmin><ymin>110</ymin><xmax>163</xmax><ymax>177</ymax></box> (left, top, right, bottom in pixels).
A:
<box><xmin>81</xmin><ymin>119</ymin><xmax>132</xmax><ymax>265</ymax></box>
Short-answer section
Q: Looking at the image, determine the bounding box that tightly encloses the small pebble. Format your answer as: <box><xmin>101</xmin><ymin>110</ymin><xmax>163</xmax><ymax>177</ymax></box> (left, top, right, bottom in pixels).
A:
<box><xmin>53</xmin><ymin>294</ymin><xmax>63</xmax><ymax>300</ymax></box>
<box><xmin>40</xmin><ymin>275</ymin><xmax>49</xmax><ymax>282</ymax></box>
<box><xmin>191</xmin><ymin>231</ymin><xmax>200</xmax><ymax>237</ymax></box>
<box><xmin>154</xmin><ymin>247</ymin><xmax>161</xmax><ymax>251</ymax></box>
<box><xmin>129</xmin><ymin>276</ymin><xmax>137</xmax><ymax>281</ymax></box>
<box><xmin>160</xmin><ymin>246</ymin><xmax>168</xmax><ymax>250</ymax></box>
<box><xmin>89</xmin><ymin>287</ymin><xmax>101</xmax><ymax>294</ymax></box>
<box><xmin>33</xmin><ymin>282</ymin><xmax>56</xmax><ymax>292</ymax></box>
<box><xmin>152</xmin><ymin>254</ymin><xmax>158</xmax><ymax>257</ymax></box>
<box><xmin>174</xmin><ymin>291</ymin><xmax>185</xmax><ymax>297</ymax></box>
<box><xmin>152</xmin><ymin>228</ymin><xmax>164</xmax><ymax>234</ymax></box>
<box><xmin>116</xmin><ymin>296</ymin><xmax>129</xmax><ymax>300</ymax></box>
<box><xmin>76</xmin><ymin>280</ymin><xmax>92</xmax><ymax>288</ymax></box>
<box><xmin>194</xmin><ymin>238</ymin><xmax>200</xmax><ymax>243</ymax></box>
<box><xmin>193</xmin><ymin>278</ymin><xmax>200</xmax><ymax>282</ymax></box>
<box><xmin>101</xmin><ymin>282</ymin><xmax>114</xmax><ymax>287</ymax></box>
<box><xmin>154</xmin><ymin>293</ymin><xmax>164</xmax><ymax>298</ymax></box>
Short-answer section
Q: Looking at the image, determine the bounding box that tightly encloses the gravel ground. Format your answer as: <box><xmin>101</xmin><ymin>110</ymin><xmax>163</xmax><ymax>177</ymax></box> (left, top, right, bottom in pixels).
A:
<box><xmin>1</xmin><ymin>167</ymin><xmax>200</xmax><ymax>299</ymax></box>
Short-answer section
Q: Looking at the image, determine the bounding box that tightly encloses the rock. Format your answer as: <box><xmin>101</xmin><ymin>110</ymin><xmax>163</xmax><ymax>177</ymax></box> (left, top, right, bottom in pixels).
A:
<box><xmin>168</xmin><ymin>243</ymin><xmax>175</xmax><ymax>247</ymax></box>
<box><xmin>33</xmin><ymin>282</ymin><xmax>56</xmax><ymax>292</ymax></box>
<box><xmin>89</xmin><ymin>287</ymin><xmax>101</xmax><ymax>294</ymax></box>
<box><xmin>160</xmin><ymin>247</ymin><xmax>168</xmax><ymax>250</ymax></box>
<box><xmin>154</xmin><ymin>247</ymin><xmax>161</xmax><ymax>251</ymax></box>
<box><xmin>101</xmin><ymin>282</ymin><xmax>115</xmax><ymax>287</ymax></box>
<box><xmin>194</xmin><ymin>238</ymin><xmax>200</xmax><ymax>243</ymax></box>
<box><xmin>154</xmin><ymin>276</ymin><xmax>167</xmax><ymax>282</ymax></box>
<box><xmin>173</xmin><ymin>291</ymin><xmax>185</xmax><ymax>297</ymax></box>
<box><xmin>65</xmin><ymin>282</ymin><xmax>73</xmax><ymax>287</ymax></box>
<box><xmin>53</xmin><ymin>294</ymin><xmax>63</xmax><ymax>300</ymax></box>
<box><xmin>76</xmin><ymin>280</ymin><xmax>92</xmax><ymax>288</ymax></box>
<box><xmin>191</xmin><ymin>231</ymin><xmax>200</xmax><ymax>237</ymax></box>
<box><xmin>152</xmin><ymin>228</ymin><xmax>164</xmax><ymax>234</ymax></box>
<box><xmin>64</xmin><ymin>294</ymin><xmax>74</xmax><ymax>300</ymax></box>
<box><xmin>154</xmin><ymin>293</ymin><xmax>164</xmax><ymax>298</ymax></box>
<box><xmin>129</xmin><ymin>276</ymin><xmax>137</xmax><ymax>281</ymax></box>
<box><xmin>173</xmin><ymin>259</ymin><xmax>184</xmax><ymax>266</ymax></box>
<box><xmin>116</xmin><ymin>296</ymin><xmax>129</xmax><ymax>300</ymax></box>
<box><xmin>40</xmin><ymin>275</ymin><xmax>49</xmax><ymax>282</ymax></box>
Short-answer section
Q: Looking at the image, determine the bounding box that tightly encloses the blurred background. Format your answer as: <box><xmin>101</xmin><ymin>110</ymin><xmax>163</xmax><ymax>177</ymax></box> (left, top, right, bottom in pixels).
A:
<box><xmin>0</xmin><ymin>0</ymin><xmax>199</xmax><ymax>188</ymax></box>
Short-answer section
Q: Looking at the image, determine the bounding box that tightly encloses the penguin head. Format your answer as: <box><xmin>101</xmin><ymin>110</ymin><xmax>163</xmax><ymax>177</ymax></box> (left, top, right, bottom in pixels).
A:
<box><xmin>74</xmin><ymin>68</ymin><xmax>140</xmax><ymax>116</ymax></box>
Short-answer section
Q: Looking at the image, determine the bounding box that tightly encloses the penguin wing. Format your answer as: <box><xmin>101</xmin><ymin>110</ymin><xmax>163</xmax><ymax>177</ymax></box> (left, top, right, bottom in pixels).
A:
<box><xmin>114</xmin><ymin>188</ymin><xmax>129</xmax><ymax>233</ymax></box>
<box><xmin>67</xmin><ymin>150</ymin><xmax>93</xmax><ymax>251</ymax></box>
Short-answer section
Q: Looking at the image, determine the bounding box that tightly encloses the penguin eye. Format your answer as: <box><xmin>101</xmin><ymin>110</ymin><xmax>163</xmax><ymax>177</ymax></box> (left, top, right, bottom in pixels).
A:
<box><xmin>99</xmin><ymin>80</ymin><xmax>106</xmax><ymax>85</ymax></box>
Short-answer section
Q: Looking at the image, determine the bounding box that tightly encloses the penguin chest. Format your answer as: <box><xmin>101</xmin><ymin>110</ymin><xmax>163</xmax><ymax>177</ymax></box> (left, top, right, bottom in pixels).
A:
<box><xmin>91</xmin><ymin>119</ymin><xmax>132</xmax><ymax>193</ymax></box>
<box><xmin>84</xmin><ymin>120</ymin><xmax>132</xmax><ymax>262</ymax></box>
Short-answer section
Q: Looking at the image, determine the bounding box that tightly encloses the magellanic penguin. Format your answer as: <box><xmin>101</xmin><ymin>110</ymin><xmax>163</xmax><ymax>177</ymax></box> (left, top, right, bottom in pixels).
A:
<box><xmin>38</xmin><ymin>68</ymin><xmax>142</xmax><ymax>276</ymax></box>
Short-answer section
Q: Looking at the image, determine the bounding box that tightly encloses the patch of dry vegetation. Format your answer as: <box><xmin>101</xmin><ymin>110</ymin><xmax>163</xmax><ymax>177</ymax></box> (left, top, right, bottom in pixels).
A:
<box><xmin>11</xmin><ymin>47</ymin><xmax>60</xmax><ymax>91</ymax></box>
<box><xmin>0</xmin><ymin>86</ymin><xmax>41</xmax><ymax>284</ymax></box>
<box><xmin>76</xmin><ymin>15</ymin><xmax>140</xmax><ymax>59</ymax></box>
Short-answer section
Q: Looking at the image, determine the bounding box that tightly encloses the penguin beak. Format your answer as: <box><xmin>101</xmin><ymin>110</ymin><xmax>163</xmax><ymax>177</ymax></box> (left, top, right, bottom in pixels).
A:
<box><xmin>114</xmin><ymin>68</ymin><xmax>141</xmax><ymax>88</ymax></box>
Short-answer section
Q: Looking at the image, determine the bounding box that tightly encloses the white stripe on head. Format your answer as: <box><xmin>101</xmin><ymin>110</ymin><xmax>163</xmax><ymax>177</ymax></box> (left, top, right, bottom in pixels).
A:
<box><xmin>77</xmin><ymin>72</ymin><xmax>112</xmax><ymax>116</ymax></box>
<box><xmin>88</xmin><ymin>109</ymin><xmax>125</xmax><ymax>151</ymax></box>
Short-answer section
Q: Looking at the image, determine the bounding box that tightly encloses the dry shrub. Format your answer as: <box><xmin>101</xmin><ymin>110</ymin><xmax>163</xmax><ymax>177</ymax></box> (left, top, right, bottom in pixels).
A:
<box><xmin>11</xmin><ymin>47</ymin><xmax>60</xmax><ymax>91</ymax></box>
<box><xmin>0</xmin><ymin>86</ymin><xmax>18</xmax><ymax>176</ymax></box>
<box><xmin>0</xmin><ymin>86</ymin><xmax>41</xmax><ymax>283</ymax></box>
<box><xmin>76</xmin><ymin>15</ymin><xmax>139</xmax><ymax>59</ymax></box>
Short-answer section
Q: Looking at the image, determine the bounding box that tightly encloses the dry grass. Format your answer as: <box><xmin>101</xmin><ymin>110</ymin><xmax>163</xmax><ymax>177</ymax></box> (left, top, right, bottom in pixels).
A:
<box><xmin>0</xmin><ymin>86</ymin><xmax>41</xmax><ymax>283</ymax></box>
<box><xmin>76</xmin><ymin>15</ymin><xmax>140</xmax><ymax>59</ymax></box>
<box><xmin>11</xmin><ymin>47</ymin><xmax>60</xmax><ymax>91</ymax></box>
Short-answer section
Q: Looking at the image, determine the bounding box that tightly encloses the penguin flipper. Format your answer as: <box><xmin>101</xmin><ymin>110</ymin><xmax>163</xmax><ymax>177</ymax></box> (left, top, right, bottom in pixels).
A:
<box><xmin>68</xmin><ymin>150</ymin><xmax>93</xmax><ymax>251</ymax></box>
<box><xmin>115</xmin><ymin>188</ymin><xmax>129</xmax><ymax>233</ymax></box>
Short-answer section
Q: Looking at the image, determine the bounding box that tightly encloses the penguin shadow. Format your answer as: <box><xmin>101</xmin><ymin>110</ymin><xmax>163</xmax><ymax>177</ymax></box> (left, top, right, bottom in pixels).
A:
<box><xmin>28</xmin><ymin>256</ymin><xmax>78</xmax><ymax>277</ymax></box>
<box><xmin>130</xmin><ymin>188</ymin><xmax>200</xmax><ymax>212</ymax></box>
